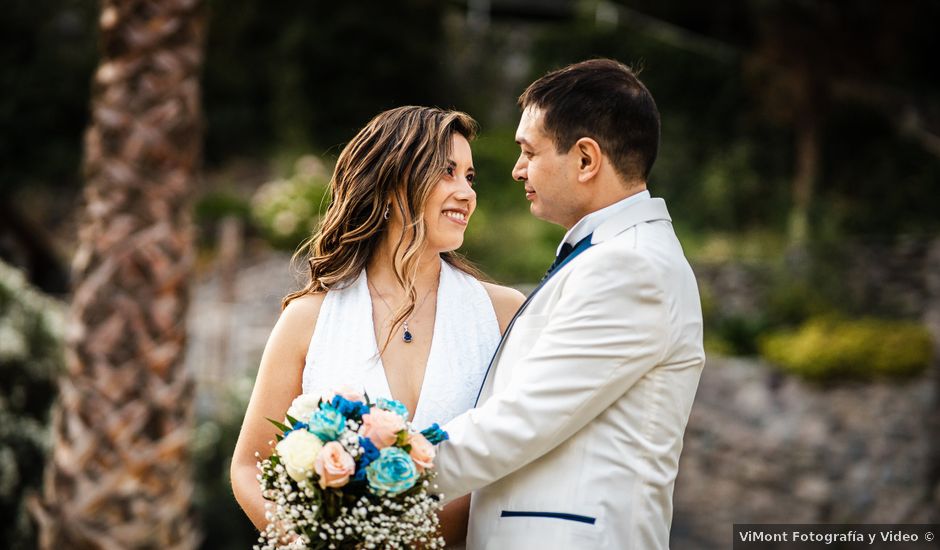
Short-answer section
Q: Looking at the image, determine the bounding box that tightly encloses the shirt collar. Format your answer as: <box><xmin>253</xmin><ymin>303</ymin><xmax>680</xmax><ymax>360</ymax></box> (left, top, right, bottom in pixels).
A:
<box><xmin>557</xmin><ymin>190</ymin><xmax>651</xmax><ymax>256</ymax></box>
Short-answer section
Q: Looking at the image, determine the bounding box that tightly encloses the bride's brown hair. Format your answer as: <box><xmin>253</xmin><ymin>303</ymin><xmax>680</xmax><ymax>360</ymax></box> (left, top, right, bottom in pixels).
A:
<box><xmin>283</xmin><ymin>106</ymin><xmax>485</xmax><ymax>334</ymax></box>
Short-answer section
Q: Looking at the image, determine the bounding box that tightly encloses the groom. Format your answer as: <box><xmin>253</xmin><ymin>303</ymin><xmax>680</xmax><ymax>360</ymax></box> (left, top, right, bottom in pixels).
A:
<box><xmin>434</xmin><ymin>59</ymin><xmax>706</xmax><ymax>549</ymax></box>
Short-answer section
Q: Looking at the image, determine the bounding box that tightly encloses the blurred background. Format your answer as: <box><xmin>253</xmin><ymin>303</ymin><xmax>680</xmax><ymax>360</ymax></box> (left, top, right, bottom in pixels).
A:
<box><xmin>2</xmin><ymin>0</ymin><xmax>939</xmax><ymax>548</ymax></box>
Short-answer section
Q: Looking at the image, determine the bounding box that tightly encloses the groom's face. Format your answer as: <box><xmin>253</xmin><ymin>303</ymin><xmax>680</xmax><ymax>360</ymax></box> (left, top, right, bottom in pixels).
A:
<box><xmin>512</xmin><ymin>107</ymin><xmax>582</xmax><ymax>228</ymax></box>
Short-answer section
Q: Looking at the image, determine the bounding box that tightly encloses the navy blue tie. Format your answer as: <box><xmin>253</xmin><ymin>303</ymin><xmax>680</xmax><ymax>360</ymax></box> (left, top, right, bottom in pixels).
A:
<box><xmin>542</xmin><ymin>234</ymin><xmax>591</xmax><ymax>282</ymax></box>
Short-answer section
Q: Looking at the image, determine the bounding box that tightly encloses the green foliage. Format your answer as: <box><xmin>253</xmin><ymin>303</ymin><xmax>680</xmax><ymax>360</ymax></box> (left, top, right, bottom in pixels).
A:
<box><xmin>190</xmin><ymin>378</ymin><xmax>258</xmax><ymax>549</ymax></box>
<box><xmin>763</xmin><ymin>278</ymin><xmax>838</xmax><ymax>328</ymax></box>
<box><xmin>1</xmin><ymin>0</ymin><xmax>97</xmax><ymax>197</ymax></box>
<box><xmin>708</xmin><ymin>314</ymin><xmax>771</xmax><ymax>357</ymax></box>
<box><xmin>193</xmin><ymin>190</ymin><xmax>254</xmax><ymax>249</ymax></box>
<box><xmin>821</xmin><ymin>104</ymin><xmax>940</xmax><ymax>235</ymax></box>
<box><xmin>195</xmin><ymin>191</ymin><xmax>252</xmax><ymax>225</ymax></box>
<box><xmin>526</xmin><ymin>17</ymin><xmax>791</xmax><ymax>236</ymax></box>
<box><xmin>461</xmin><ymin>128</ymin><xmax>565</xmax><ymax>283</ymax></box>
<box><xmin>202</xmin><ymin>0</ymin><xmax>448</xmax><ymax>162</ymax></box>
<box><xmin>759</xmin><ymin>316</ymin><xmax>933</xmax><ymax>381</ymax></box>
<box><xmin>697</xmin><ymin>236</ymin><xmax>857</xmax><ymax>357</ymax></box>
<box><xmin>250</xmin><ymin>156</ymin><xmax>331</xmax><ymax>251</ymax></box>
<box><xmin>0</xmin><ymin>260</ymin><xmax>65</xmax><ymax>549</ymax></box>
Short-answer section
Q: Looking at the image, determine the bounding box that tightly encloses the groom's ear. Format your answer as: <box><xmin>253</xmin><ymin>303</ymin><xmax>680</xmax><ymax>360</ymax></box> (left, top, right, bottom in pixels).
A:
<box><xmin>574</xmin><ymin>137</ymin><xmax>602</xmax><ymax>183</ymax></box>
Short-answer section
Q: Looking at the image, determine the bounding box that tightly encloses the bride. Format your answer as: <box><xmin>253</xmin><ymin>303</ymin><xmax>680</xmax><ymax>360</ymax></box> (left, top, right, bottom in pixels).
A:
<box><xmin>230</xmin><ymin>106</ymin><xmax>524</xmax><ymax>546</ymax></box>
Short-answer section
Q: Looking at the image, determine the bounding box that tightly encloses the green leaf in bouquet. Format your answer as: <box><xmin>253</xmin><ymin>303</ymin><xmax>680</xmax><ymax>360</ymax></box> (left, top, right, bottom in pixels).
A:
<box><xmin>322</xmin><ymin>488</ymin><xmax>343</xmax><ymax>520</ymax></box>
<box><xmin>395</xmin><ymin>430</ymin><xmax>410</xmax><ymax>449</ymax></box>
<box><xmin>285</xmin><ymin>414</ymin><xmax>300</xmax><ymax>426</ymax></box>
<box><xmin>267</xmin><ymin>417</ymin><xmax>291</xmax><ymax>434</ymax></box>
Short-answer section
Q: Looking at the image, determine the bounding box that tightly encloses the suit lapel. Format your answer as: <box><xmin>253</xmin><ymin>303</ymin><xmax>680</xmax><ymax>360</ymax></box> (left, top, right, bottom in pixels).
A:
<box><xmin>472</xmin><ymin>197</ymin><xmax>673</xmax><ymax>406</ymax></box>
<box><xmin>472</xmin><ymin>236</ymin><xmax>594</xmax><ymax>405</ymax></box>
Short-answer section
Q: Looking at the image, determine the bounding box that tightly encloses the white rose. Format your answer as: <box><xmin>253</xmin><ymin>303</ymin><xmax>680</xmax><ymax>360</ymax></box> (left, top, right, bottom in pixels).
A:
<box><xmin>276</xmin><ymin>430</ymin><xmax>323</xmax><ymax>482</ymax></box>
<box><xmin>285</xmin><ymin>394</ymin><xmax>320</xmax><ymax>424</ymax></box>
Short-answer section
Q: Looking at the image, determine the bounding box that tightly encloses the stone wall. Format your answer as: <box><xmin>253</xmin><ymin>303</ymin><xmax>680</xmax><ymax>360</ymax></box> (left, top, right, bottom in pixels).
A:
<box><xmin>671</xmin><ymin>357</ymin><xmax>939</xmax><ymax>549</ymax></box>
<box><xmin>676</xmin><ymin>237</ymin><xmax>940</xmax><ymax>548</ymax></box>
<box><xmin>694</xmin><ymin>236</ymin><xmax>940</xmax><ymax>321</ymax></box>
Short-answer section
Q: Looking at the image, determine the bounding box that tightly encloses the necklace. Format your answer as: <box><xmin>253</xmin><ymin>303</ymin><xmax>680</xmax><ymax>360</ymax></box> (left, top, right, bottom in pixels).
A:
<box><xmin>368</xmin><ymin>276</ymin><xmax>437</xmax><ymax>344</ymax></box>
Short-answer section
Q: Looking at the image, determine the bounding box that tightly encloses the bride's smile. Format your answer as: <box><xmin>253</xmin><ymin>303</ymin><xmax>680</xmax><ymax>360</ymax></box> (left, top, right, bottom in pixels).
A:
<box><xmin>424</xmin><ymin>132</ymin><xmax>476</xmax><ymax>251</ymax></box>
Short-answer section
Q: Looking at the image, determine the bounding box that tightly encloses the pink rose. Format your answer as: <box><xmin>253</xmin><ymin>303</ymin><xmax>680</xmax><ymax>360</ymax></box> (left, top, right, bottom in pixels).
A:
<box><xmin>314</xmin><ymin>441</ymin><xmax>356</xmax><ymax>489</ymax></box>
<box><xmin>321</xmin><ymin>385</ymin><xmax>365</xmax><ymax>404</ymax></box>
<box><xmin>407</xmin><ymin>432</ymin><xmax>436</xmax><ymax>473</ymax></box>
<box><xmin>360</xmin><ymin>408</ymin><xmax>405</xmax><ymax>449</ymax></box>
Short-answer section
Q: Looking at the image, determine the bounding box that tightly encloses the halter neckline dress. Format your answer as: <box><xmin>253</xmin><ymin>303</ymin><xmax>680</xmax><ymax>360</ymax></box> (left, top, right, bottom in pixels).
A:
<box><xmin>301</xmin><ymin>258</ymin><xmax>501</xmax><ymax>429</ymax></box>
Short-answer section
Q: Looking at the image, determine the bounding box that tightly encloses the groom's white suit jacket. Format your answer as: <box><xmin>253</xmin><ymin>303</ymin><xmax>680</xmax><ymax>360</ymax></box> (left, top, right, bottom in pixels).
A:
<box><xmin>435</xmin><ymin>197</ymin><xmax>705</xmax><ymax>550</ymax></box>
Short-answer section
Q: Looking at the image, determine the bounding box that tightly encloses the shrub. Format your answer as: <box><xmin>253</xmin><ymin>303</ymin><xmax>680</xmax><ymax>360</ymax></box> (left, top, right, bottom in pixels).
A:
<box><xmin>193</xmin><ymin>190</ymin><xmax>254</xmax><ymax>251</ymax></box>
<box><xmin>251</xmin><ymin>155</ymin><xmax>331</xmax><ymax>251</ymax></box>
<box><xmin>0</xmin><ymin>260</ymin><xmax>65</xmax><ymax>549</ymax></box>
<box><xmin>759</xmin><ymin>316</ymin><xmax>933</xmax><ymax>380</ymax></box>
<box><xmin>191</xmin><ymin>377</ymin><xmax>258</xmax><ymax>549</ymax></box>
<box><xmin>195</xmin><ymin>190</ymin><xmax>252</xmax><ymax>226</ymax></box>
<box><xmin>709</xmin><ymin>315</ymin><xmax>772</xmax><ymax>356</ymax></box>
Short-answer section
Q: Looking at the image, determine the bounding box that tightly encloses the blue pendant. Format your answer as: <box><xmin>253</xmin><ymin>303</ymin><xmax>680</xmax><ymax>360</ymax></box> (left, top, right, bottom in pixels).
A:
<box><xmin>403</xmin><ymin>329</ymin><xmax>413</xmax><ymax>343</ymax></box>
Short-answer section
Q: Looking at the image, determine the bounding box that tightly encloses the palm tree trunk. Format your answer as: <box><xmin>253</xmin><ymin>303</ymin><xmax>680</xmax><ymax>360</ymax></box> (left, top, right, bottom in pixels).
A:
<box><xmin>29</xmin><ymin>0</ymin><xmax>206</xmax><ymax>548</ymax></box>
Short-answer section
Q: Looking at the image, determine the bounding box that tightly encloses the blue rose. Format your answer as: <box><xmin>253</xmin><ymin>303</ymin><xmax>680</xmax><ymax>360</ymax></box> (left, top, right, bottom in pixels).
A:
<box><xmin>308</xmin><ymin>404</ymin><xmax>346</xmax><ymax>441</ymax></box>
<box><xmin>359</xmin><ymin>437</ymin><xmax>381</xmax><ymax>463</ymax></box>
<box><xmin>420</xmin><ymin>423</ymin><xmax>449</xmax><ymax>445</ymax></box>
<box><xmin>376</xmin><ymin>397</ymin><xmax>410</xmax><ymax>420</ymax></box>
<box><xmin>284</xmin><ymin>420</ymin><xmax>309</xmax><ymax>436</ymax></box>
<box><xmin>366</xmin><ymin>447</ymin><xmax>418</xmax><ymax>496</ymax></box>
<box><xmin>331</xmin><ymin>396</ymin><xmax>370</xmax><ymax>420</ymax></box>
<box><xmin>353</xmin><ymin>436</ymin><xmax>381</xmax><ymax>482</ymax></box>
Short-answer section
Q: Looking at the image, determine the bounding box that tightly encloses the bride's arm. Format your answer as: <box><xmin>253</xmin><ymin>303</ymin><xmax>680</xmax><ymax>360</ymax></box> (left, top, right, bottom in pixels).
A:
<box><xmin>230</xmin><ymin>294</ymin><xmax>324</xmax><ymax>531</ymax></box>
<box><xmin>437</xmin><ymin>494</ymin><xmax>470</xmax><ymax>546</ymax></box>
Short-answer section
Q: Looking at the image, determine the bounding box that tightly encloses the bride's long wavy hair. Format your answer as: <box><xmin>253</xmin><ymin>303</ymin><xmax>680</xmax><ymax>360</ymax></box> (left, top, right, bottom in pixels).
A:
<box><xmin>283</xmin><ymin>106</ymin><xmax>486</xmax><ymax>335</ymax></box>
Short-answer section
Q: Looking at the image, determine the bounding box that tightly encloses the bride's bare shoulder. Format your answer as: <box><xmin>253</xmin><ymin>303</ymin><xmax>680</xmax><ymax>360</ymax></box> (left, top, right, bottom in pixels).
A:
<box><xmin>280</xmin><ymin>291</ymin><xmax>326</xmax><ymax>323</ymax></box>
<box><xmin>282</xmin><ymin>292</ymin><xmax>326</xmax><ymax>316</ymax></box>
<box><xmin>480</xmin><ymin>282</ymin><xmax>526</xmax><ymax>335</ymax></box>
<box><xmin>273</xmin><ymin>292</ymin><xmax>327</xmax><ymax>354</ymax></box>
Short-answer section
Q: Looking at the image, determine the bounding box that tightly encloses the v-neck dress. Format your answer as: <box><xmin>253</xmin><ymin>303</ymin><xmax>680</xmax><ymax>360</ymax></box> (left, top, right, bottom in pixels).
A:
<box><xmin>301</xmin><ymin>259</ymin><xmax>501</xmax><ymax>429</ymax></box>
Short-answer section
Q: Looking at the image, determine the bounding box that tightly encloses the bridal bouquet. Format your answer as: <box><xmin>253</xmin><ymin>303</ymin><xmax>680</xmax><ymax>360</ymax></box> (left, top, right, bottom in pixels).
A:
<box><xmin>254</xmin><ymin>388</ymin><xmax>450</xmax><ymax>550</ymax></box>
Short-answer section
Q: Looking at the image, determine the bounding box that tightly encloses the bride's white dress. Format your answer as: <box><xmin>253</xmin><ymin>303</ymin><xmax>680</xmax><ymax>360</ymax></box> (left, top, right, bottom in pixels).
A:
<box><xmin>300</xmin><ymin>259</ymin><xmax>499</xmax><ymax>546</ymax></box>
<box><xmin>301</xmin><ymin>258</ymin><xmax>501</xmax><ymax>432</ymax></box>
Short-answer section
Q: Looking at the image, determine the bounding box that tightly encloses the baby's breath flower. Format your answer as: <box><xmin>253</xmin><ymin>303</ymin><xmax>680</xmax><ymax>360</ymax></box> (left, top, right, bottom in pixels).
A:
<box><xmin>255</xmin><ymin>402</ymin><xmax>445</xmax><ymax>550</ymax></box>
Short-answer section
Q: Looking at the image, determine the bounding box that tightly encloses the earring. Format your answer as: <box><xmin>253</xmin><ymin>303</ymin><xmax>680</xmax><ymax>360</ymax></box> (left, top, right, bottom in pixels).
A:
<box><xmin>383</xmin><ymin>203</ymin><xmax>390</xmax><ymax>220</ymax></box>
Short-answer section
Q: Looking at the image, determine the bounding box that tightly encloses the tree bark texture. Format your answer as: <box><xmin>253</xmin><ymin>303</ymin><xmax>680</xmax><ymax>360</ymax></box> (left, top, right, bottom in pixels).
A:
<box><xmin>30</xmin><ymin>0</ymin><xmax>206</xmax><ymax>548</ymax></box>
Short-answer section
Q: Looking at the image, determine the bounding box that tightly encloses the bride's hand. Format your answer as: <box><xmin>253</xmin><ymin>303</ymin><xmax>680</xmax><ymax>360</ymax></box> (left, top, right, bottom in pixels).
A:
<box><xmin>271</xmin><ymin>520</ymin><xmax>302</xmax><ymax>549</ymax></box>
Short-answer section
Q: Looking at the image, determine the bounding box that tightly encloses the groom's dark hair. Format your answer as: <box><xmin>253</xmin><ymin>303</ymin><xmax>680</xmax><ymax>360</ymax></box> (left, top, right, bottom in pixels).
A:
<box><xmin>519</xmin><ymin>58</ymin><xmax>660</xmax><ymax>183</ymax></box>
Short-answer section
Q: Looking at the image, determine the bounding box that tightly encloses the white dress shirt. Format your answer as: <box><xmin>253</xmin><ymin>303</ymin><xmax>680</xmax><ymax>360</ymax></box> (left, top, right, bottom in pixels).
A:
<box><xmin>557</xmin><ymin>190</ymin><xmax>651</xmax><ymax>255</ymax></box>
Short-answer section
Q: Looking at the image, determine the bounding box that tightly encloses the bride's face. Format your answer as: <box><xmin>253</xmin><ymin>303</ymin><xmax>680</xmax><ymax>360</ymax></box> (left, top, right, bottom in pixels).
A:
<box><xmin>422</xmin><ymin>133</ymin><xmax>476</xmax><ymax>252</ymax></box>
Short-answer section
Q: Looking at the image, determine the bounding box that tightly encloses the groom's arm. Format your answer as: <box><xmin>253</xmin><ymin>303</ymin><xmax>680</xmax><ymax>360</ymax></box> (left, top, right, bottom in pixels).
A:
<box><xmin>435</xmin><ymin>248</ymin><xmax>668</xmax><ymax>503</ymax></box>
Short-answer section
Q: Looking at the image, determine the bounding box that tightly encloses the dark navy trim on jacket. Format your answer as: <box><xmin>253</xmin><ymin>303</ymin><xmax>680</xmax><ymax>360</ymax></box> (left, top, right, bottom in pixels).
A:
<box><xmin>500</xmin><ymin>510</ymin><xmax>597</xmax><ymax>525</ymax></box>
